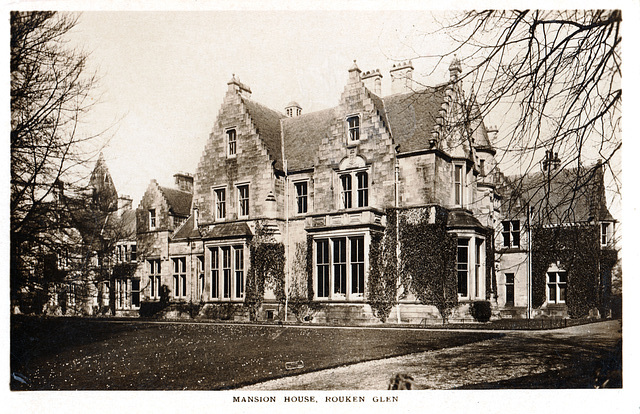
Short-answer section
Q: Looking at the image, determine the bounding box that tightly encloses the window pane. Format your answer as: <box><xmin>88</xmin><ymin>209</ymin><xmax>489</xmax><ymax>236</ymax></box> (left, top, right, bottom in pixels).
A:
<box><xmin>316</xmin><ymin>240</ymin><xmax>329</xmax><ymax>298</ymax></box>
<box><xmin>357</xmin><ymin>172</ymin><xmax>368</xmax><ymax>207</ymax></box>
<box><xmin>235</xmin><ymin>246</ymin><xmax>244</xmax><ymax>298</ymax></box>
<box><xmin>351</xmin><ymin>237</ymin><xmax>365</xmax><ymax>294</ymax></box>
<box><xmin>341</xmin><ymin>175</ymin><xmax>352</xmax><ymax>208</ymax></box>
<box><xmin>558</xmin><ymin>272</ymin><xmax>567</xmax><ymax>283</ymax></box>
<box><xmin>238</xmin><ymin>185</ymin><xmax>249</xmax><ymax>217</ymax></box>
<box><xmin>457</xmin><ymin>238</ymin><xmax>469</xmax><ymax>296</ymax></box>
<box><xmin>333</xmin><ymin>238</ymin><xmax>347</xmax><ymax>295</ymax></box>
<box><xmin>222</xmin><ymin>247</ymin><xmax>231</xmax><ymax>298</ymax></box>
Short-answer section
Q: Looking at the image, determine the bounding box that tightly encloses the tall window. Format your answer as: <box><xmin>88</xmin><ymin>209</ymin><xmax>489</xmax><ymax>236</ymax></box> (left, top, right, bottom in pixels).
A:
<box><xmin>131</xmin><ymin>279</ymin><xmax>140</xmax><ymax>308</ymax></box>
<box><xmin>295</xmin><ymin>181</ymin><xmax>308</xmax><ymax>214</ymax></box>
<box><xmin>210</xmin><ymin>247</ymin><xmax>219</xmax><ymax>299</ymax></box>
<box><xmin>475</xmin><ymin>239</ymin><xmax>483</xmax><ymax>298</ymax></box>
<box><xmin>547</xmin><ymin>271</ymin><xmax>567</xmax><ymax>304</ymax></box>
<box><xmin>234</xmin><ymin>246</ymin><xmax>244</xmax><ymax>298</ymax></box>
<box><xmin>227</xmin><ymin>129</ymin><xmax>237</xmax><ymax>156</ymax></box>
<box><xmin>356</xmin><ymin>172</ymin><xmax>368</xmax><ymax>207</ymax></box>
<box><xmin>222</xmin><ymin>247</ymin><xmax>231</xmax><ymax>298</ymax></box>
<box><xmin>131</xmin><ymin>245</ymin><xmax>137</xmax><ymax>262</ymax></box>
<box><xmin>237</xmin><ymin>185</ymin><xmax>249</xmax><ymax>218</ymax></box>
<box><xmin>457</xmin><ymin>238</ymin><xmax>469</xmax><ymax>297</ymax></box>
<box><xmin>341</xmin><ymin>174</ymin><xmax>352</xmax><ymax>209</ymax></box>
<box><xmin>316</xmin><ymin>239</ymin><xmax>330</xmax><ymax>298</ymax></box>
<box><xmin>172</xmin><ymin>257</ymin><xmax>186</xmax><ymax>298</ymax></box>
<box><xmin>149</xmin><ymin>209</ymin><xmax>156</xmax><ymax>229</ymax></box>
<box><xmin>315</xmin><ymin>236</ymin><xmax>365</xmax><ymax>299</ymax></box>
<box><xmin>214</xmin><ymin>188</ymin><xmax>226</xmax><ymax>220</ymax></box>
<box><xmin>505</xmin><ymin>273</ymin><xmax>515</xmax><ymax>306</ymax></box>
<box><xmin>347</xmin><ymin>116</ymin><xmax>360</xmax><ymax>141</ymax></box>
<box><xmin>601</xmin><ymin>222</ymin><xmax>611</xmax><ymax>246</ymax></box>
<box><xmin>350</xmin><ymin>236</ymin><xmax>365</xmax><ymax>295</ymax></box>
<box><xmin>454</xmin><ymin>165</ymin><xmax>463</xmax><ymax>206</ymax></box>
<box><xmin>197</xmin><ymin>256</ymin><xmax>205</xmax><ymax>299</ymax></box>
<box><xmin>502</xmin><ymin>220</ymin><xmax>521</xmax><ymax>248</ymax></box>
<box><xmin>333</xmin><ymin>238</ymin><xmax>347</xmax><ymax>295</ymax></box>
<box><xmin>148</xmin><ymin>259</ymin><xmax>161</xmax><ymax>299</ymax></box>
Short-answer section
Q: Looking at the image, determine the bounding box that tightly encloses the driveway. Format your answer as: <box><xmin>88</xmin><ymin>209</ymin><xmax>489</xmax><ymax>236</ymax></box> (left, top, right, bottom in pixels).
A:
<box><xmin>241</xmin><ymin>320</ymin><xmax>622</xmax><ymax>390</ymax></box>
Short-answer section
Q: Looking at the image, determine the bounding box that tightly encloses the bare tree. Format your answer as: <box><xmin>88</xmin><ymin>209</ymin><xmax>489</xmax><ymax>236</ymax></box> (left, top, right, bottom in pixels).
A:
<box><xmin>11</xmin><ymin>12</ymin><xmax>100</xmax><ymax>311</ymax></box>
<box><xmin>431</xmin><ymin>10</ymin><xmax>621</xmax><ymax>178</ymax></box>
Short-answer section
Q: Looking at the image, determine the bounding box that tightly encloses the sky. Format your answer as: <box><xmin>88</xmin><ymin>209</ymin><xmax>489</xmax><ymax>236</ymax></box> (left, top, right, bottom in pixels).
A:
<box><xmin>66</xmin><ymin>10</ymin><xmax>461</xmax><ymax>205</ymax></box>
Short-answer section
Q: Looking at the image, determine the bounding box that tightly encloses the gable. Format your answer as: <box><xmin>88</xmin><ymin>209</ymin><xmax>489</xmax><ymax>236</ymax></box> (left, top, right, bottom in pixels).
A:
<box><xmin>502</xmin><ymin>162</ymin><xmax>614</xmax><ymax>225</ymax></box>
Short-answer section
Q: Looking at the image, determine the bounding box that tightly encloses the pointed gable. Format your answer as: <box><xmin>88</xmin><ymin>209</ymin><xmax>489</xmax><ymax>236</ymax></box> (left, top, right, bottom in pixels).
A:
<box><xmin>158</xmin><ymin>186</ymin><xmax>192</xmax><ymax>217</ymax></box>
<box><xmin>502</xmin><ymin>162</ymin><xmax>614</xmax><ymax>225</ymax></box>
<box><xmin>89</xmin><ymin>153</ymin><xmax>118</xmax><ymax>212</ymax></box>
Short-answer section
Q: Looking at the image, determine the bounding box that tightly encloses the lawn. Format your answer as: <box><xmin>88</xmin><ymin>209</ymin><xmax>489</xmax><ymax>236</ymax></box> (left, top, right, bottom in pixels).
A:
<box><xmin>11</xmin><ymin>316</ymin><xmax>500</xmax><ymax>390</ymax></box>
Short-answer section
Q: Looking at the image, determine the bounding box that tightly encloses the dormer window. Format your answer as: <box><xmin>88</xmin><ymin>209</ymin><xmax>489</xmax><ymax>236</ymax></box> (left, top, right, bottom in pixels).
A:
<box><xmin>227</xmin><ymin>128</ymin><xmax>237</xmax><ymax>157</ymax></box>
<box><xmin>347</xmin><ymin>116</ymin><xmax>360</xmax><ymax>142</ymax></box>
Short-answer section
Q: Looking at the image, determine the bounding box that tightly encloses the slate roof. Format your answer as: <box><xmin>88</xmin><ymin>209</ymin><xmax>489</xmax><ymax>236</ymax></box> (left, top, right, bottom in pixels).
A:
<box><xmin>447</xmin><ymin>208</ymin><xmax>485</xmax><ymax>230</ymax></box>
<box><xmin>382</xmin><ymin>87</ymin><xmax>446</xmax><ymax>154</ymax></box>
<box><xmin>158</xmin><ymin>186</ymin><xmax>192</xmax><ymax>217</ymax></box>
<box><xmin>200</xmin><ymin>222</ymin><xmax>253</xmax><ymax>239</ymax></box>
<box><xmin>502</xmin><ymin>162</ymin><xmax>614</xmax><ymax>225</ymax></box>
<box><xmin>245</xmin><ymin>83</ymin><xmax>481</xmax><ymax>173</ymax></box>
<box><xmin>241</xmin><ymin>97</ymin><xmax>287</xmax><ymax>170</ymax></box>
<box><xmin>172</xmin><ymin>214</ymin><xmax>200</xmax><ymax>240</ymax></box>
<box><xmin>281</xmin><ymin>107</ymin><xmax>336</xmax><ymax>171</ymax></box>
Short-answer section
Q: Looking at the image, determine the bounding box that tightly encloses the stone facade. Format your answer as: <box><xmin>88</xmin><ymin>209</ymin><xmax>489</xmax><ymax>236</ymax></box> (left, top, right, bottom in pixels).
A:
<box><xmin>110</xmin><ymin>59</ymin><xmax>616</xmax><ymax>323</ymax></box>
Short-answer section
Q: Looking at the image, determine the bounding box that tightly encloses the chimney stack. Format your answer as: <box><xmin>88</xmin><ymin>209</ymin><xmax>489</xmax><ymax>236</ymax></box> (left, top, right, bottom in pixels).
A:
<box><xmin>193</xmin><ymin>204</ymin><xmax>199</xmax><ymax>230</ymax></box>
<box><xmin>362</xmin><ymin>69</ymin><xmax>383</xmax><ymax>95</ymax></box>
<box><xmin>348</xmin><ymin>60</ymin><xmax>361</xmax><ymax>83</ymax></box>
<box><xmin>390</xmin><ymin>61</ymin><xmax>414</xmax><ymax>94</ymax></box>
<box><xmin>542</xmin><ymin>150</ymin><xmax>561</xmax><ymax>172</ymax></box>
<box><xmin>117</xmin><ymin>195</ymin><xmax>133</xmax><ymax>216</ymax></box>
<box><xmin>227</xmin><ymin>74</ymin><xmax>252</xmax><ymax>98</ymax></box>
<box><xmin>174</xmin><ymin>172</ymin><xmax>194</xmax><ymax>193</ymax></box>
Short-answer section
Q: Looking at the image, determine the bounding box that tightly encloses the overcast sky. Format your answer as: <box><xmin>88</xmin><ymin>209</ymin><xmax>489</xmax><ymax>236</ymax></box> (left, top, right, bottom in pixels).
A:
<box><xmin>67</xmin><ymin>10</ymin><xmax>462</xmax><ymax>205</ymax></box>
<box><xmin>47</xmin><ymin>6</ymin><xmax>624</xmax><ymax>222</ymax></box>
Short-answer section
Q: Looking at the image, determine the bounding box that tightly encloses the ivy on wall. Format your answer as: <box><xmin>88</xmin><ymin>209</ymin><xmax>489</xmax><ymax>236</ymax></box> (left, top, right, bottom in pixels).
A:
<box><xmin>367</xmin><ymin>230</ymin><xmax>397</xmax><ymax>322</ymax></box>
<box><xmin>531</xmin><ymin>224</ymin><xmax>615</xmax><ymax>317</ymax></box>
<box><xmin>367</xmin><ymin>206</ymin><xmax>461</xmax><ymax>322</ymax></box>
<box><xmin>399</xmin><ymin>206</ymin><xmax>459</xmax><ymax>321</ymax></box>
<box><xmin>244</xmin><ymin>222</ymin><xmax>285</xmax><ymax>321</ymax></box>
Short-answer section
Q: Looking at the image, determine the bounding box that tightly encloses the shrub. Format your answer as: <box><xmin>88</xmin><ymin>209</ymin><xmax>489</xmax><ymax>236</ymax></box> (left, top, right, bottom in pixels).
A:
<box><xmin>470</xmin><ymin>301</ymin><xmax>492</xmax><ymax>322</ymax></box>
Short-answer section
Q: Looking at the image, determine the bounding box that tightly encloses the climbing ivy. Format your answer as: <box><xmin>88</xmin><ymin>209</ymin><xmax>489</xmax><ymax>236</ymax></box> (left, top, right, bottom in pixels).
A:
<box><xmin>398</xmin><ymin>206</ymin><xmax>458</xmax><ymax>321</ymax></box>
<box><xmin>367</xmin><ymin>230</ymin><xmax>397</xmax><ymax>322</ymax></box>
<box><xmin>367</xmin><ymin>206</ymin><xmax>460</xmax><ymax>322</ymax></box>
<box><xmin>531</xmin><ymin>224</ymin><xmax>614</xmax><ymax>317</ymax></box>
<box><xmin>244</xmin><ymin>222</ymin><xmax>285</xmax><ymax>321</ymax></box>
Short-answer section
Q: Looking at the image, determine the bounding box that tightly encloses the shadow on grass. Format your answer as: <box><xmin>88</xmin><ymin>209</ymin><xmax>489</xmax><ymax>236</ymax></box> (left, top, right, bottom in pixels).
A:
<box><xmin>455</xmin><ymin>339</ymin><xmax>622</xmax><ymax>389</ymax></box>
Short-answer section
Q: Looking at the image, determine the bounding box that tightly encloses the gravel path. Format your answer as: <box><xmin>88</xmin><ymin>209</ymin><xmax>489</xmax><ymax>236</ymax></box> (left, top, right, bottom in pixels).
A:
<box><xmin>241</xmin><ymin>320</ymin><xmax>622</xmax><ymax>390</ymax></box>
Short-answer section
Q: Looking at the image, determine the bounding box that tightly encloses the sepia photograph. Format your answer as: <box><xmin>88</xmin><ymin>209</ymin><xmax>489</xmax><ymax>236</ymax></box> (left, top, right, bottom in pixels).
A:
<box><xmin>7</xmin><ymin>1</ymin><xmax>634</xmax><ymax>412</ymax></box>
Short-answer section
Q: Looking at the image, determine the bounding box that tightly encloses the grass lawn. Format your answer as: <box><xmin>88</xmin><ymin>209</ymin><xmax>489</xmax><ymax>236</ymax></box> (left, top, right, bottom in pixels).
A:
<box><xmin>11</xmin><ymin>316</ymin><xmax>500</xmax><ymax>390</ymax></box>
